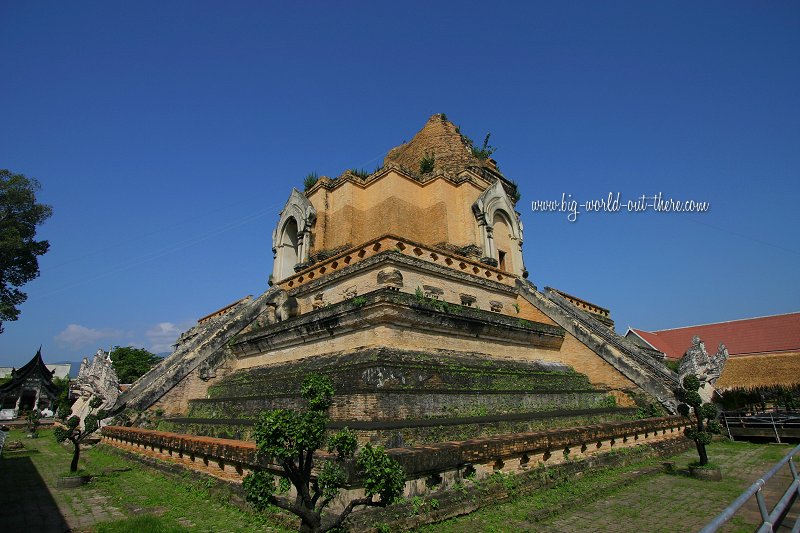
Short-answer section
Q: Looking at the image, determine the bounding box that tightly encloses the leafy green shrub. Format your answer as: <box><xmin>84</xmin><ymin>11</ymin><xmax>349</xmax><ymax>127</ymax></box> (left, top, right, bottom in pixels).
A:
<box><xmin>243</xmin><ymin>374</ymin><xmax>405</xmax><ymax>532</ymax></box>
<box><xmin>601</xmin><ymin>395</ymin><xmax>617</xmax><ymax>408</ymax></box>
<box><xmin>25</xmin><ymin>409</ymin><xmax>41</xmax><ymax>437</ymax></box>
<box><xmin>636</xmin><ymin>402</ymin><xmax>663</xmax><ymax>419</ymax></box>
<box><xmin>675</xmin><ymin>373</ymin><xmax>722</xmax><ymax>466</ymax></box>
<box><xmin>414</xmin><ymin>286</ymin><xmax>425</xmax><ymax>302</ymax></box>
<box><xmin>54</xmin><ymin>395</ymin><xmax>105</xmax><ymax>472</ymax></box>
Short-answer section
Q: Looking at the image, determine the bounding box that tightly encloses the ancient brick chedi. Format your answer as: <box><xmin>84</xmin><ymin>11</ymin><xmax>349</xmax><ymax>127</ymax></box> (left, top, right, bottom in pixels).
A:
<box><xmin>112</xmin><ymin>115</ymin><xmax>680</xmax><ymax>445</ymax></box>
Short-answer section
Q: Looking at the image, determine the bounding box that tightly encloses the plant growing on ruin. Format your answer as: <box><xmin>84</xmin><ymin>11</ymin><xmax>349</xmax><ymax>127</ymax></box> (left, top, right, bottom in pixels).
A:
<box><xmin>54</xmin><ymin>395</ymin><xmax>106</xmax><ymax>472</ymax></box>
<box><xmin>509</xmin><ymin>179</ymin><xmax>521</xmax><ymax>202</ymax></box>
<box><xmin>243</xmin><ymin>374</ymin><xmax>405</xmax><ymax>532</ymax></box>
<box><xmin>675</xmin><ymin>374</ymin><xmax>722</xmax><ymax>466</ymax></box>
<box><xmin>303</xmin><ymin>172</ymin><xmax>319</xmax><ymax>191</ymax></box>
<box><xmin>348</xmin><ymin>168</ymin><xmax>370</xmax><ymax>179</ymax></box>
<box><xmin>419</xmin><ymin>152</ymin><xmax>435</xmax><ymax>175</ymax></box>
<box><xmin>470</xmin><ymin>133</ymin><xmax>497</xmax><ymax>160</ymax></box>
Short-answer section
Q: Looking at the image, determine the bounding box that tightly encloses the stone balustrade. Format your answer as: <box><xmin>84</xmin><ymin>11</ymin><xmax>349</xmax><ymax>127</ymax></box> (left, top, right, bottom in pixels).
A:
<box><xmin>102</xmin><ymin>416</ymin><xmax>689</xmax><ymax>492</ymax></box>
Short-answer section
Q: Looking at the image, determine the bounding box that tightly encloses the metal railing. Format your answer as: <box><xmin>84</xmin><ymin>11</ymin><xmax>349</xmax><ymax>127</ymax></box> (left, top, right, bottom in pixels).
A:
<box><xmin>722</xmin><ymin>410</ymin><xmax>800</xmax><ymax>443</ymax></box>
<box><xmin>699</xmin><ymin>442</ymin><xmax>800</xmax><ymax>533</ymax></box>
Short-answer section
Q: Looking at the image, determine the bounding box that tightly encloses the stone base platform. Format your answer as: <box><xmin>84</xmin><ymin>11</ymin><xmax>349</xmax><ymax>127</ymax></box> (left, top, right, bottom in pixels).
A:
<box><xmin>102</xmin><ymin>416</ymin><xmax>689</xmax><ymax>511</ymax></box>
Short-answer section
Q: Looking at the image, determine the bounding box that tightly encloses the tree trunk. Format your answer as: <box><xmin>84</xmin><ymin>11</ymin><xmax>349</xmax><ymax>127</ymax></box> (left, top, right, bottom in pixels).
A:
<box><xmin>298</xmin><ymin>511</ymin><xmax>321</xmax><ymax>533</ymax></box>
<box><xmin>696</xmin><ymin>442</ymin><xmax>708</xmax><ymax>466</ymax></box>
<box><xmin>70</xmin><ymin>438</ymin><xmax>80</xmax><ymax>472</ymax></box>
<box><xmin>693</xmin><ymin>407</ymin><xmax>708</xmax><ymax>465</ymax></box>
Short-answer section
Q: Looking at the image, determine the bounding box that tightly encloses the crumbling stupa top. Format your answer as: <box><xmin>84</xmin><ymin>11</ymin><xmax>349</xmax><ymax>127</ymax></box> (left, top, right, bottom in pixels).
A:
<box><xmin>384</xmin><ymin>114</ymin><xmax>497</xmax><ymax>177</ymax></box>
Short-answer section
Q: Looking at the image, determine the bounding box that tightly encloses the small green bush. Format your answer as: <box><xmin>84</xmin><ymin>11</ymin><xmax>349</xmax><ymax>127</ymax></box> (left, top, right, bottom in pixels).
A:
<box><xmin>420</xmin><ymin>152</ymin><xmax>435</xmax><ymax>174</ymax></box>
<box><xmin>303</xmin><ymin>172</ymin><xmax>319</xmax><ymax>191</ymax></box>
<box><xmin>349</xmin><ymin>168</ymin><xmax>370</xmax><ymax>179</ymax></box>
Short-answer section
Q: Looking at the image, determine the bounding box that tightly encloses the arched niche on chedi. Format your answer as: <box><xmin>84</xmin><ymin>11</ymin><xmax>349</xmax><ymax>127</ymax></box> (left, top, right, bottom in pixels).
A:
<box><xmin>272</xmin><ymin>188</ymin><xmax>316</xmax><ymax>282</ymax></box>
<box><xmin>472</xmin><ymin>180</ymin><xmax>526</xmax><ymax>277</ymax></box>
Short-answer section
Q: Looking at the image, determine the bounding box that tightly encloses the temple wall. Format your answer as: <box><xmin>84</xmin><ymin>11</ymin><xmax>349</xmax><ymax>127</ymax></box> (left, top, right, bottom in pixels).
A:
<box><xmin>149</xmin><ymin>357</ymin><xmax>235</xmax><ymax>416</ymax></box>
<box><xmin>233</xmin><ymin>322</ymin><xmax>639</xmax><ymax>401</ymax></box>
<box><xmin>292</xmin><ymin>261</ymin><xmax>518</xmax><ymax>318</ymax></box>
<box><xmin>308</xmin><ymin>171</ymin><xmax>484</xmax><ymax>253</ymax></box>
<box><xmin>515</xmin><ymin>296</ymin><xmax>558</xmax><ymax>326</ymax></box>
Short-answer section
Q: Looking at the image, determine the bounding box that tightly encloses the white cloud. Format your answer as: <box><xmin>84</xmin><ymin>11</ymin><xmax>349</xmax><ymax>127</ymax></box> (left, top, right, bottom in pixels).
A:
<box><xmin>55</xmin><ymin>324</ymin><xmax>124</xmax><ymax>349</ymax></box>
<box><xmin>145</xmin><ymin>322</ymin><xmax>191</xmax><ymax>354</ymax></box>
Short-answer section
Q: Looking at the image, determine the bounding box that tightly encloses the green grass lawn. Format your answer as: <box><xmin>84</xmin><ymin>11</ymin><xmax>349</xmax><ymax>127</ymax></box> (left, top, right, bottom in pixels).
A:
<box><xmin>414</xmin><ymin>440</ymin><xmax>794</xmax><ymax>533</ymax></box>
<box><xmin>2</xmin><ymin>428</ymin><xmax>793</xmax><ymax>533</ymax></box>
<box><xmin>1</xmin><ymin>428</ymin><xmax>292</xmax><ymax>532</ymax></box>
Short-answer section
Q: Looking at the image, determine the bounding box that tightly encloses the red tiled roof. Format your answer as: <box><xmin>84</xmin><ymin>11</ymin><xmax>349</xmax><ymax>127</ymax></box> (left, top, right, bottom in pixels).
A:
<box><xmin>630</xmin><ymin>312</ymin><xmax>800</xmax><ymax>360</ymax></box>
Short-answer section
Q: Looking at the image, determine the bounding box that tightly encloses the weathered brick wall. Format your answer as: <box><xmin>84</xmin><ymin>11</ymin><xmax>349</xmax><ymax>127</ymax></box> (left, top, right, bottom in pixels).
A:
<box><xmin>148</xmin><ymin>355</ymin><xmax>235</xmax><ymax>417</ymax></box>
<box><xmin>188</xmin><ymin>390</ymin><xmax>613</xmax><ymax>422</ymax></box>
<box><xmin>555</xmin><ymin>333</ymin><xmax>641</xmax><ymax>398</ymax></box>
<box><xmin>307</xmin><ymin>171</ymin><xmax>484</xmax><ymax>258</ymax></box>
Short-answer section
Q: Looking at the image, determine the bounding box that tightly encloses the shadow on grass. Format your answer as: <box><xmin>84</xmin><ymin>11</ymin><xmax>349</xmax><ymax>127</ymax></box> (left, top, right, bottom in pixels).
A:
<box><xmin>0</xmin><ymin>455</ymin><xmax>69</xmax><ymax>531</ymax></box>
<box><xmin>95</xmin><ymin>515</ymin><xmax>189</xmax><ymax>533</ymax></box>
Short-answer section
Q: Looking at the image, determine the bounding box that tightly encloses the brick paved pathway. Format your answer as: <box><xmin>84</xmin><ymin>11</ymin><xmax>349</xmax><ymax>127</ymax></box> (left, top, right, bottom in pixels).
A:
<box><xmin>0</xmin><ymin>434</ymin><xmax>124</xmax><ymax>532</ymax></box>
<box><xmin>541</xmin><ymin>444</ymin><xmax>798</xmax><ymax>533</ymax></box>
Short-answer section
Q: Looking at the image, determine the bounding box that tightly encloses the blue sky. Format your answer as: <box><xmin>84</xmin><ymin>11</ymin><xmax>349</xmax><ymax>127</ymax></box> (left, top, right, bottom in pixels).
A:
<box><xmin>1</xmin><ymin>1</ymin><xmax>798</xmax><ymax>367</ymax></box>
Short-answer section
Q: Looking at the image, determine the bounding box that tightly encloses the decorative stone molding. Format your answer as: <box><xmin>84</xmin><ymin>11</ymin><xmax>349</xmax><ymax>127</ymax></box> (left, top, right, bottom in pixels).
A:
<box><xmin>272</xmin><ymin>188</ymin><xmax>317</xmax><ymax>281</ymax></box>
<box><xmin>459</xmin><ymin>294</ymin><xmax>477</xmax><ymax>307</ymax></box>
<box><xmin>376</xmin><ymin>268</ymin><xmax>404</xmax><ymax>288</ymax></box>
<box><xmin>472</xmin><ymin>180</ymin><xmax>525</xmax><ymax>276</ymax></box>
<box><xmin>423</xmin><ymin>285</ymin><xmax>444</xmax><ymax>299</ymax></box>
<box><xmin>340</xmin><ymin>285</ymin><xmax>358</xmax><ymax>299</ymax></box>
<box><xmin>270</xmin><ymin>290</ymin><xmax>299</xmax><ymax>322</ymax></box>
<box><xmin>312</xmin><ymin>293</ymin><xmax>328</xmax><ymax>310</ymax></box>
<box><xmin>279</xmin><ymin>234</ymin><xmax>515</xmax><ymax>293</ymax></box>
<box><xmin>230</xmin><ymin>288</ymin><xmax>565</xmax><ymax>358</ymax></box>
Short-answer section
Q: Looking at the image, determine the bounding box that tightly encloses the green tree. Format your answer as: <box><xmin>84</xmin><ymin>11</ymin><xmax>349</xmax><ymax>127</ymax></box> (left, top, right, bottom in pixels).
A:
<box><xmin>54</xmin><ymin>395</ymin><xmax>105</xmax><ymax>472</ymax></box>
<box><xmin>52</xmin><ymin>375</ymin><xmax>72</xmax><ymax>414</ymax></box>
<box><xmin>0</xmin><ymin>169</ymin><xmax>53</xmax><ymax>333</ymax></box>
<box><xmin>25</xmin><ymin>408</ymin><xmax>41</xmax><ymax>438</ymax></box>
<box><xmin>675</xmin><ymin>374</ymin><xmax>722</xmax><ymax>465</ymax></box>
<box><xmin>243</xmin><ymin>374</ymin><xmax>405</xmax><ymax>533</ymax></box>
<box><xmin>110</xmin><ymin>346</ymin><xmax>161</xmax><ymax>384</ymax></box>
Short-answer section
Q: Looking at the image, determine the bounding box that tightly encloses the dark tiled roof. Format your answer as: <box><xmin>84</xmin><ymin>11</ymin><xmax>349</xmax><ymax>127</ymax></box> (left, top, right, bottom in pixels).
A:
<box><xmin>0</xmin><ymin>348</ymin><xmax>58</xmax><ymax>395</ymax></box>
